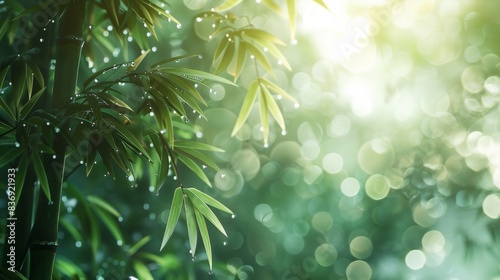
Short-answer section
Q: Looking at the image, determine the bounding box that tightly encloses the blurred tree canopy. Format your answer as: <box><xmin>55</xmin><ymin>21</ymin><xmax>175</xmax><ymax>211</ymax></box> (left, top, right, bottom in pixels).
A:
<box><xmin>1</xmin><ymin>0</ymin><xmax>500</xmax><ymax>280</ymax></box>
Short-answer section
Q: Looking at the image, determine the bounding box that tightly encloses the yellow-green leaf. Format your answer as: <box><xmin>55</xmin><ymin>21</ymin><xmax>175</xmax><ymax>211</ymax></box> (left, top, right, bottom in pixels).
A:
<box><xmin>128</xmin><ymin>49</ymin><xmax>150</xmax><ymax>71</ymax></box>
<box><xmin>133</xmin><ymin>261</ymin><xmax>154</xmax><ymax>280</ymax></box>
<box><xmin>259</xmin><ymin>87</ymin><xmax>270</xmax><ymax>144</ymax></box>
<box><xmin>160</xmin><ymin>187</ymin><xmax>184</xmax><ymax>250</ymax></box>
<box><xmin>262</xmin><ymin>84</ymin><xmax>285</xmax><ymax>130</ymax></box>
<box><xmin>287</xmin><ymin>0</ymin><xmax>296</xmax><ymax>40</ymax></box>
<box><xmin>214</xmin><ymin>0</ymin><xmax>243</xmax><ymax>12</ymax></box>
<box><xmin>232</xmin><ymin>80</ymin><xmax>259</xmax><ymax>136</ymax></box>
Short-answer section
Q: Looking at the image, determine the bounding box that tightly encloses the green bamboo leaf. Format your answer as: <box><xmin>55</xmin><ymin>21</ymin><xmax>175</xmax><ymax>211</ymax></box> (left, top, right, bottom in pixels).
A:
<box><xmin>186</xmin><ymin>188</ymin><xmax>233</xmax><ymax>215</ymax></box>
<box><xmin>0</xmin><ymin>64</ymin><xmax>10</xmax><ymax>89</ymax></box>
<box><xmin>19</xmin><ymin>87</ymin><xmax>45</xmax><ymax>119</ymax></box>
<box><xmin>212</xmin><ymin>36</ymin><xmax>230</xmax><ymax>66</ymax></box>
<box><xmin>92</xmin><ymin>206</ymin><xmax>124</xmax><ymax>243</ymax></box>
<box><xmin>0</xmin><ymin>267</ymin><xmax>28</xmax><ymax>280</ymax></box>
<box><xmin>242</xmin><ymin>29</ymin><xmax>286</xmax><ymax>46</ymax></box>
<box><xmin>234</xmin><ymin>42</ymin><xmax>247</xmax><ymax>82</ymax></box>
<box><xmin>255</xmin><ymin>38</ymin><xmax>291</xmax><ymax>70</ymax></box>
<box><xmin>33</xmin><ymin>152</ymin><xmax>51</xmax><ymax>202</ymax></box>
<box><xmin>150</xmin><ymin>54</ymin><xmax>200</xmax><ymax>68</ymax></box>
<box><xmin>97</xmin><ymin>140</ymin><xmax>116</xmax><ymax>179</ymax></box>
<box><xmin>287</xmin><ymin>0</ymin><xmax>296</xmax><ymax>40</ymax></box>
<box><xmin>185</xmin><ymin>190</ymin><xmax>227</xmax><ymax>237</ymax></box>
<box><xmin>55</xmin><ymin>257</ymin><xmax>86</xmax><ymax>279</ymax></box>
<box><xmin>86</xmin><ymin>94</ymin><xmax>102</xmax><ymax>126</ymax></box>
<box><xmin>0</xmin><ymin>148</ymin><xmax>23</xmax><ymax>167</ymax></box>
<box><xmin>185</xmin><ymin>198</ymin><xmax>198</xmax><ymax>257</ymax></box>
<box><xmin>178</xmin><ymin>154</ymin><xmax>212</xmax><ymax>187</ymax></box>
<box><xmin>195</xmin><ymin>209</ymin><xmax>213</xmax><ymax>271</ymax></box>
<box><xmin>214</xmin><ymin>39</ymin><xmax>235</xmax><ymax>74</ymax></box>
<box><xmin>133</xmin><ymin>261</ymin><xmax>154</xmax><ymax>280</ymax></box>
<box><xmin>60</xmin><ymin>218</ymin><xmax>84</xmax><ymax>243</ymax></box>
<box><xmin>313</xmin><ymin>0</ymin><xmax>331</xmax><ymax>11</ymax></box>
<box><xmin>263</xmin><ymin>0</ymin><xmax>284</xmax><ymax>14</ymax></box>
<box><xmin>104</xmin><ymin>116</ymin><xmax>150</xmax><ymax>159</ymax></box>
<box><xmin>232</xmin><ymin>80</ymin><xmax>259</xmax><ymax>136</ymax></box>
<box><xmin>158</xmin><ymin>68</ymin><xmax>237</xmax><ymax>86</ymax></box>
<box><xmin>259</xmin><ymin>87</ymin><xmax>270</xmax><ymax>143</ymax></box>
<box><xmin>214</xmin><ymin>0</ymin><xmax>243</xmax><ymax>12</ymax></box>
<box><xmin>87</xmin><ymin>195</ymin><xmax>121</xmax><ymax>218</ymax></box>
<box><xmin>261</xmin><ymin>84</ymin><xmax>285</xmax><ymax>130</ymax></box>
<box><xmin>242</xmin><ymin>41</ymin><xmax>274</xmax><ymax>74</ymax></box>
<box><xmin>176</xmin><ymin>148</ymin><xmax>220</xmax><ymax>172</ymax></box>
<box><xmin>25</xmin><ymin>66</ymin><xmax>33</xmax><ymax>99</ymax></box>
<box><xmin>258</xmin><ymin>78</ymin><xmax>297</xmax><ymax>103</ymax></box>
<box><xmin>174</xmin><ymin>141</ymin><xmax>224</xmax><ymax>153</ymax></box>
<box><xmin>128</xmin><ymin>49</ymin><xmax>150</xmax><ymax>71</ymax></box>
<box><xmin>86</xmin><ymin>139</ymin><xmax>98</xmax><ymax>176</ymax></box>
<box><xmin>156</xmin><ymin>138</ymin><xmax>170</xmax><ymax>190</ymax></box>
<box><xmin>160</xmin><ymin>187</ymin><xmax>184</xmax><ymax>250</ymax></box>
<box><xmin>13</xmin><ymin>152</ymin><xmax>28</xmax><ymax>206</ymax></box>
<box><xmin>0</xmin><ymin>95</ymin><xmax>15</xmax><ymax>122</ymax></box>
<box><xmin>11</xmin><ymin>59</ymin><xmax>26</xmax><ymax>106</ymax></box>
<box><xmin>25</xmin><ymin>60</ymin><xmax>45</xmax><ymax>88</ymax></box>
<box><xmin>128</xmin><ymin>235</ymin><xmax>151</xmax><ymax>256</ymax></box>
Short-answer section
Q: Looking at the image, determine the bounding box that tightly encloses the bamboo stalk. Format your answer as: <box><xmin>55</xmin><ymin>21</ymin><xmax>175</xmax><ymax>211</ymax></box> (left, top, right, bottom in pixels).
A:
<box><xmin>29</xmin><ymin>0</ymin><xmax>85</xmax><ymax>278</ymax></box>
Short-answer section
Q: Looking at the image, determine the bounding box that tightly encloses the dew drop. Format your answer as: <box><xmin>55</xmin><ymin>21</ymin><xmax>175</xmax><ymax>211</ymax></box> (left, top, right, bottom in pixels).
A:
<box><xmin>294</xmin><ymin>103</ymin><xmax>300</xmax><ymax>108</ymax></box>
<box><xmin>281</xmin><ymin>130</ymin><xmax>287</xmax><ymax>136</ymax></box>
<box><xmin>117</xmin><ymin>240</ymin><xmax>123</xmax><ymax>246</ymax></box>
<box><xmin>15</xmin><ymin>142</ymin><xmax>20</xmax><ymax>148</ymax></box>
<box><xmin>177</xmin><ymin>24</ymin><xmax>182</xmax><ymax>29</ymax></box>
<box><xmin>55</xmin><ymin>127</ymin><xmax>60</xmax><ymax>133</ymax></box>
<box><xmin>52</xmin><ymin>155</ymin><xmax>57</xmax><ymax>159</ymax></box>
<box><xmin>118</xmin><ymin>216</ymin><xmax>123</xmax><ymax>222</ymax></box>
<box><xmin>208</xmin><ymin>270</ymin><xmax>213</xmax><ymax>275</ymax></box>
<box><xmin>196</xmin><ymin>17</ymin><xmax>202</xmax><ymax>22</ymax></box>
<box><xmin>192</xmin><ymin>256</ymin><xmax>196</xmax><ymax>261</ymax></box>
<box><xmin>48</xmin><ymin>200</ymin><xmax>54</xmax><ymax>205</ymax></box>
<box><xmin>223</xmin><ymin>241</ymin><xmax>227</xmax><ymax>246</ymax></box>
<box><xmin>88</xmin><ymin>25</ymin><xmax>94</xmax><ymax>30</ymax></box>
<box><xmin>231</xmin><ymin>214</ymin><xmax>236</xmax><ymax>219</ymax></box>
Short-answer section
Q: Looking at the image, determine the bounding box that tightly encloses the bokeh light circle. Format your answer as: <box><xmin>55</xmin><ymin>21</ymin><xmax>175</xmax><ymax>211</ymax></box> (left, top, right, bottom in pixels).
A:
<box><xmin>315</xmin><ymin>244</ymin><xmax>338</xmax><ymax>267</ymax></box>
<box><xmin>365</xmin><ymin>174</ymin><xmax>390</xmax><ymax>200</ymax></box>
<box><xmin>346</xmin><ymin>260</ymin><xmax>372</xmax><ymax>280</ymax></box>
<box><xmin>350</xmin><ymin>236</ymin><xmax>373</xmax><ymax>259</ymax></box>
<box><xmin>357</xmin><ymin>139</ymin><xmax>395</xmax><ymax>174</ymax></box>
<box><xmin>405</xmin><ymin>250</ymin><xmax>426</xmax><ymax>270</ymax></box>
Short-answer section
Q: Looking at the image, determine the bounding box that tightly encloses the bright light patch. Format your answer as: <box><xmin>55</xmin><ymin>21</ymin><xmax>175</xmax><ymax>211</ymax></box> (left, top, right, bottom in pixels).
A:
<box><xmin>405</xmin><ymin>250</ymin><xmax>426</xmax><ymax>270</ymax></box>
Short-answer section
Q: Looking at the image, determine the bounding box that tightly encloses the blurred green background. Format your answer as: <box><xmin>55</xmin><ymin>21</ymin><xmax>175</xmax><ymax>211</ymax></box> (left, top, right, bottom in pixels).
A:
<box><xmin>2</xmin><ymin>0</ymin><xmax>500</xmax><ymax>279</ymax></box>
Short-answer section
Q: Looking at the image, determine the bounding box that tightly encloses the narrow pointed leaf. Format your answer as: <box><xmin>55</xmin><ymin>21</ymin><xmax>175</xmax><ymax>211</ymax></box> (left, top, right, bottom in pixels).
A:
<box><xmin>160</xmin><ymin>187</ymin><xmax>184</xmax><ymax>250</ymax></box>
<box><xmin>259</xmin><ymin>87</ymin><xmax>270</xmax><ymax>143</ymax></box>
<box><xmin>19</xmin><ymin>87</ymin><xmax>45</xmax><ymax>119</ymax></box>
<box><xmin>128</xmin><ymin>236</ymin><xmax>151</xmax><ymax>256</ymax></box>
<box><xmin>187</xmin><ymin>188</ymin><xmax>233</xmax><ymax>215</ymax></box>
<box><xmin>234</xmin><ymin>42</ymin><xmax>247</xmax><ymax>82</ymax></box>
<box><xmin>214</xmin><ymin>40</ymin><xmax>235</xmax><ymax>74</ymax></box>
<box><xmin>185</xmin><ymin>190</ymin><xmax>227</xmax><ymax>237</ymax></box>
<box><xmin>14</xmin><ymin>152</ymin><xmax>28</xmax><ymax>206</ymax></box>
<box><xmin>214</xmin><ymin>0</ymin><xmax>243</xmax><ymax>12</ymax></box>
<box><xmin>87</xmin><ymin>195</ymin><xmax>121</xmax><ymax>218</ymax></box>
<box><xmin>185</xmin><ymin>198</ymin><xmax>198</xmax><ymax>257</ymax></box>
<box><xmin>0</xmin><ymin>95</ymin><xmax>15</xmax><ymax>121</ymax></box>
<box><xmin>0</xmin><ymin>147</ymin><xmax>23</xmax><ymax>168</ymax></box>
<box><xmin>259</xmin><ymin>78</ymin><xmax>297</xmax><ymax>103</ymax></box>
<box><xmin>287</xmin><ymin>0</ymin><xmax>296</xmax><ymax>40</ymax></box>
<box><xmin>174</xmin><ymin>141</ymin><xmax>224</xmax><ymax>152</ymax></box>
<box><xmin>195</xmin><ymin>209</ymin><xmax>212</xmax><ymax>270</ymax></box>
<box><xmin>178</xmin><ymin>154</ymin><xmax>212</xmax><ymax>187</ymax></box>
<box><xmin>33</xmin><ymin>152</ymin><xmax>51</xmax><ymax>202</ymax></box>
<box><xmin>128</xmin><ymin>49</ymin><xmax>150</xmax><ymax>71</ymax></box>
<box><xmin>93</xmin><ymin>207</ymin><xmax>124</xmax><ymax>243</ymax></box>
<box><xmin>159</xmin><ymin>68</ymin><xmax>237</xmax><ymax>86</ymax></box>
<box><xmin>151</xmin><ymin>54</ymin><xmax>200</xmax><ymax>68</ymax></box>
<box><xmin>232</xmin><ymin>80</ymin><xmax>259</xmax><ymax>136</ymax></box>
<box><xmin>262</xmin><ymin>85</ymin><xmax>285</xmax><ymax>130</ymax></box>
<box><xmin>133</xmin><ymin>261</ymin><xmax>154</xmax><ymax>280</ymax></box>
<box><xmin>313</xmin><ymin>0</ymin><xmax>331</xmax><ymax>11</ymax></box>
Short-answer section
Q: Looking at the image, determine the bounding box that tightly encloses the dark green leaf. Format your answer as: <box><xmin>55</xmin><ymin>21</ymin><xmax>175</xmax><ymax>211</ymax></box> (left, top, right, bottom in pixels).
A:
<box><xmin>19</xmin><ymin>87</ymin><xmax>45</xmax><ymax>119</ymax></box>
<box><xmin>87</xmin><ymin>195</ymin><xmax>121</xmax><ymax>218</ymax></box>
<box><xmin>132</xmin><ymin>261</ymin><xmax>154</xmax><ymax>280</ymax></box>
<box><xmin>33</xmin><ymin>152</ymin><xmax>51</xmax><ymax>202</ymax></box>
